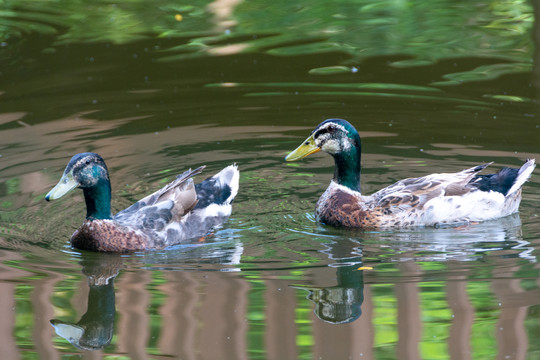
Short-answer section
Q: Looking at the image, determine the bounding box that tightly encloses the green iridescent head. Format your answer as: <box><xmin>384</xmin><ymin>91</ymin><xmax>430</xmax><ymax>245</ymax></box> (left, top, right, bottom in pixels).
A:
<box><xmin>46</xmin><ymin>152</ymin><xmax>113</xmax><ymax>219</ymax></box>
<box><xmin>286</xmin><ymin>119</ymin><xmax>362</xmax><ymax>192</ymax></box>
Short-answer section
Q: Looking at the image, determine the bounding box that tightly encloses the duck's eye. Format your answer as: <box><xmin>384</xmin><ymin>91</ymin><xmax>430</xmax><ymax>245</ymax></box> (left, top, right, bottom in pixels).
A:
<box><xmin>85</xmin><ymin>160</ymin><xmax>91</xmax><ymax>165</ymax></box>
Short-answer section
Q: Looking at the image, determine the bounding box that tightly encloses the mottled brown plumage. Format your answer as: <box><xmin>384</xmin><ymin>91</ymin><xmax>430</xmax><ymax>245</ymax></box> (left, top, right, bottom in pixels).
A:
<box><xmin>71</xmin><ymin>220</ymin><xmax>151</xmax><ymax>252</ymax></box>
<box><xmin>286</xmin><ymin>119</ymin><xmax>535</xmax><ymax>228</ymax></box>
<box><xmin>316</xmin><ymin>187</ymin><xmax>370</xmax><ymax>228</ymax></box>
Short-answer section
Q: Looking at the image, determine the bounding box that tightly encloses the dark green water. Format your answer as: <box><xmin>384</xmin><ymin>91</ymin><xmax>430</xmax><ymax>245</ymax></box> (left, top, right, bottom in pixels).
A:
<box><xmin>1</xmin><ymin>1</ymin><xmax>539</xmax><ymax>359</ymax></box>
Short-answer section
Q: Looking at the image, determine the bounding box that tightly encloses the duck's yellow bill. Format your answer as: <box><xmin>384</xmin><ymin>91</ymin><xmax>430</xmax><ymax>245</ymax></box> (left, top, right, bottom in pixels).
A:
<box><xmin>285</xmin><ymin>134</ymin><xmax>320</xmax><ymax>161</ymax></box>
<box><xmin>45</xmin><ymin>171</ymin><xmax>78</xmax><ymax>201</ymax></box>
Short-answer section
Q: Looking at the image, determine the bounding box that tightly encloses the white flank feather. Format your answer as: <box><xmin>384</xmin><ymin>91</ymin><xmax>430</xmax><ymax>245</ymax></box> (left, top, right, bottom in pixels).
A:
<box><xmin>423</xmin><ymin>191</ymin><xmax>507</xmax><ymax>224</ymax></box>
<box><xmin>194</xmin><ymin>203</ymin><xmax>233</xmax><ymax>218</ymax></box>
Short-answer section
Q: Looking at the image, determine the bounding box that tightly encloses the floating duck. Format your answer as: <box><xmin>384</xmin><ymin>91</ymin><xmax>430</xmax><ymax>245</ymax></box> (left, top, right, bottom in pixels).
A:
<box><xmin>285</xmin><ymin>119</ymin><xmax>535</xmax><ymax>228</ymax></box>
<box><xmin>46</xmin><ymin>152</ymin><xmax>239</xmax><ymax>251</ymax></box>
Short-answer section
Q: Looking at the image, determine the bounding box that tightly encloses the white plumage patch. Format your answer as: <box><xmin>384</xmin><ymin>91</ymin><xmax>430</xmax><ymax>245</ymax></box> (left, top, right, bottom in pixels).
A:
<box><xmin>194</xmin><ymin>203</ymin><xmax>232</xmax><ymax>218</ymax></box>
<box><xmin>320</xmin><ymin>138</ymin><xmax>341</xmax><ymax>153</ymax></box>
<box><xmin>317</xmin><ymin>134</ymin><xmax>351</xmax><ymax>154</ymax></box>
<box><xmin>328</xmin><ymin>180</ymin><xmax>361</xmax><ymax>196</ymax></box>
<box><xmin>422</xmin><ymin>191</ymin><xmax>507</xmax><ymax>224</ymax></box>
<box><xmin>507</xmin><ymin>159</ymin><xmax>535</xmax><ymax>195</ymax></box>
<box><xmin>318</xmin><ymin>121</ymin><xmax>349</xmax><ymax>134</ymax></box>
<box><xmin>212</xmin><ymin>164</ymin><xmax>240</xmax><ymax>204</ymax></box>
<box><xmin>314</xmin><ymin>122</ymin><xmax>352</xmax><ymax>155</ymax></box>
<box><xmin>153</xmin><ymin>199</ymin><xmax>175</xmax><ymax>211</ymax></box>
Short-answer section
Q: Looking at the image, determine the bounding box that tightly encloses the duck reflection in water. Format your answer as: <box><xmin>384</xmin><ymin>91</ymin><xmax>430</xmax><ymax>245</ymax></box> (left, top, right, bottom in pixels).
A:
<box><xmin>294</xmin><ymin>213</ymin><xmax>531</xmax><ymax>324</ymax></box>
<box><xmin>50</xmin><ymin>253</ymin><xmax>122</xmax><ymax>351</ymax></box>
<box><xmin>294</xmin><ymin>239</ymin><xmax>365</xmax><ymax>324</ymax></box>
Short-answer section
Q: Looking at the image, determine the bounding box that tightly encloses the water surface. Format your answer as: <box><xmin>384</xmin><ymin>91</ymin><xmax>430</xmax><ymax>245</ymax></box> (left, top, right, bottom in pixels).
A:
<box><xmin>1</xmin><ymin>1</ymin><xmax>539</xmax><ymax>359</ymax></box>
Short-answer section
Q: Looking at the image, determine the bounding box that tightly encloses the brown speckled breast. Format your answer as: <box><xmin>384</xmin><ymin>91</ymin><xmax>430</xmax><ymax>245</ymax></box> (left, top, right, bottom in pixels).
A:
<box><xmin>316</xmin><ymin>190</ymin><xmax>385</xmax><ymax>228</ymax></box>
<box><xmin>71</xmin><ymin>220</ymin><xmax>154</xmax><ymax>252</ymax></box>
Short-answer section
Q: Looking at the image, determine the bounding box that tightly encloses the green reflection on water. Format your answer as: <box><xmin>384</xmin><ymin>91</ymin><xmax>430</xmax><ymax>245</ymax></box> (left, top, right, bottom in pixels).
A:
<box><xmin>372</xmin><ymin>283</ymin><xmax>398</xmax><ymax>357</ymax></box>
<box><xmin>207</xmin><ymin>81</ymin><xmax>442</xmax><ymax>92</ymax></box>
<box><xmin>246</xmin><ymin>90</ymin><xmax>492</xmax><ymax>107</ymax></box>
<box><xmin>247</xmin><ymin>279</ymin><xmax>266</xmax><ymax>360</ymax></box>
<box><xmin>468</xmin><ymin>281</ymin><xmax>499</xmax><ymax>358</ymax></box>
<box><xmin>295</xmin><ymin>292</ymin><xmax>314</xmax><ymax>360</ymax></box>
<box><xmin>1</xmin><ymin>0</ymin><xmax>534</xmax><ymax>65</ymax></box>
<box><xmin>433</xmin><ymin>63</ymin><xmax>533</xmax><ymax>86</ymax></box>
<box><xmin>419</xmin><ymin>282</ymin><xmax>451</xmax><ymax>359</ymax></box>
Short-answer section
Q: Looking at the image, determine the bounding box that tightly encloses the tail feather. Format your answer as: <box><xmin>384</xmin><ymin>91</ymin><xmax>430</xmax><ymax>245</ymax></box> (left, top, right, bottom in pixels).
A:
<box><xmin>471</xmin><ymin>159</ymin><xmax>535</xmax><ymax>196</ymax></box>
<box><xmin>463</xmin><ymin>162</ymin><xmax>493</xmax><ymax>174</ymax></box>
<box><xmin>194</xmin><ymin>164</ymin><xmax>240</xmax><ymax>209</ymax></box>
<box><xmin>507</xmin><ymin>159</ymin><xmax>535</xmax><ymax>195</ymax></box>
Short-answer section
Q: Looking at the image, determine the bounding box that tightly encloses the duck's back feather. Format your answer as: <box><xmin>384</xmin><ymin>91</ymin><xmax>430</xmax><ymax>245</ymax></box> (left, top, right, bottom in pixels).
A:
<box><xmin>113</xmin><ymin>166</ymin><xmax>205</xmax><ymax>228</ymax></box>
<box><xmin>161</xmin><ymin>164</ymin><xmax>240</xmax><ymax>243</ymax></box>
<box><xmin>372</xmin><ymin>162</ymin><xmax>492</xmax><ymax>210</ymax></box>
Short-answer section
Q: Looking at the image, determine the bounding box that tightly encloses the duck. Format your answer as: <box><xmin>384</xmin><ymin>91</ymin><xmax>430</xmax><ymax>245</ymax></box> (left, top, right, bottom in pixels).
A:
<box><xmin>45</xmin><ymin>152</ymin><xmax>239</xmax><ymax>252</ymax></box>
<box><xmin>285</xmin><ymin>119</ymin><xmax>535</xmax><ymax>228</ymax></box>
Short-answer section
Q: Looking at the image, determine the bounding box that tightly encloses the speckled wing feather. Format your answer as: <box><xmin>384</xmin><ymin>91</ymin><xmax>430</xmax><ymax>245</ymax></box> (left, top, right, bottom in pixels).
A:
<box><xmin>371</xmin><ymin>163</ymin><xmax>492</xmax><ymax>211</ymax></box>
<box><xmin>113</xmin><ymin>166</ymin><xmax>205</xmax><ymax>231</ymax></box>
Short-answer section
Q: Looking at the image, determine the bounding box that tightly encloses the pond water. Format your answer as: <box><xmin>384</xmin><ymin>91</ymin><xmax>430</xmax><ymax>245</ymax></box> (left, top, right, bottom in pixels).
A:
<box><xmin>1</xmin><ymin>1</ymin><xmax>540</xmax><ymax>359</ymax></box>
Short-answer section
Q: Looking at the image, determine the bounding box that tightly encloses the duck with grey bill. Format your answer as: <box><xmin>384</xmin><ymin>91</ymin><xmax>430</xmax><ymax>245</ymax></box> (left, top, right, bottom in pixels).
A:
<box><xmin>46</xmin><ymin>152</ymin><xmax>240</xmax><ymax>252</ymax></box>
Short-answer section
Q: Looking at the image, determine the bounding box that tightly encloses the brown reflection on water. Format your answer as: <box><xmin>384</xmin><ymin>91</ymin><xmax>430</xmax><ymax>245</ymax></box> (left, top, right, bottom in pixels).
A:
<box><xmin>1</xmin><ymin>245</ymin><xmax>539</xmax><ymax>358</ymax></box>
<box><xmin>31</xmin><ymin>271</ymin><xmax>62</xmax><ymax>359</ymax></box>
<box><xmin>0</xmin><ymin>251</ymin><xmax>30</xmax><ymax>360</ymax></box>
<box><xmin>396</xmin><ymin>262</ymin><xmax>422</xmax><ymax>360</ymax></box>
<box><xmin>157</xmin><ymin>272</ymin><xmax>199</xmax><ymax>357</ymax></box>
<box><xmin>0</xmin><ymin>280</ymin><xmax>18</xmax><ymax>360</ymax></box>
<box><xmin>116</xmin><ymin>270</ymin><xmax>151</xmax><ymax>358</ymax></box>
<box><xmin>207</xmin><ymin>0</ymin><xmax>242</xmax><ymax>33</ymax></box>
<box><xmin>265</xmin><ymin>278</ymin><xmax>298</xmax><ymax>360</ymax></box>
<box><xmin>115</xmin><ymin>268</ymin><xmax>251</xmax><ymax>359</ymax></box>
<box><xmin>446</xmin><ymin>271</ymin><xmax>474</xmax><ymax>360</ymax></box>
<box><xmin>492</xmin><ymin>264</ymin><xmax>538</xmax><ymax>360</ymax></box>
